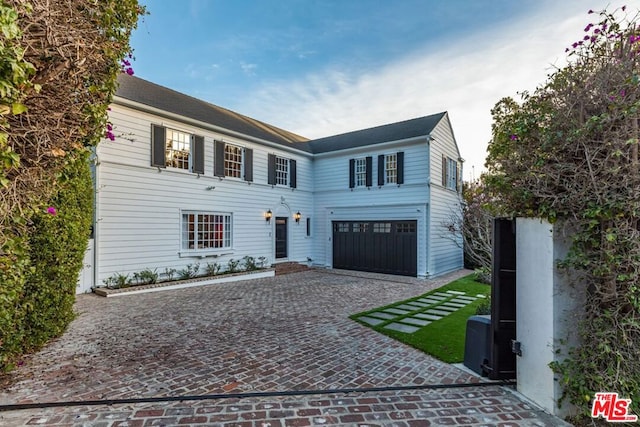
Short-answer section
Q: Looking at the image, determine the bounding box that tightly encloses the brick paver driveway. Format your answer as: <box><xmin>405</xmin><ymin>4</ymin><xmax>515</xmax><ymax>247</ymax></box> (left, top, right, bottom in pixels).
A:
<box><xmin>0</xmin><ymin>269</ymin><xmax>568</xmax><ymax>426</ymax></box>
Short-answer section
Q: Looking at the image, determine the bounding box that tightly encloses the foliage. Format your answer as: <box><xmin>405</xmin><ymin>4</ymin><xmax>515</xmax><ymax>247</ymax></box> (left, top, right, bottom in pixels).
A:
<box><xmin>0</xmin><ymin>0</ymin><xmax>144</xmax><ymax>371</ymax></box>
<box><xmin>227</xmin><ymin>258</ymin><xmax>241</xmax><ymax>273</ymax></box>
<box><xmin>178</xmin><ymin>263</ymin><xmax>200</xmax><ymax>280</ymax></box>
<box><xmin>443</xmin><ymin>178</ymin><xmax>497</xmax><ymax>282</ymax></box>
<box><xmin>104</xmin><ymin>273</ymin><xmax>132</xmax><ymax>289</ymax></box>
<box><xmin>475</xmin><ymin>295</ymin><xmax>491</xmax><ymax>315</ymax></box>
<box><xmin>163</xmin><ymin>267</ymin><xmax>176</xmax><ymax>282</ymax></box>
<box><xmin>242</xmin><ymin>256</ymin><xmax>257</xmax><ymax>271</ymax></box>
<box><xmin>485</xmin><ymin>6</ymin><xmax>640</xmax><ymax>418</ymax></box>
<box><xmin>205</xmin><ymin>262</ymin><xmax>221</xmax><ymax>276</ymax></box>
<box><xmin>133</xmin><ymin>268</ymin><xmax>158</xmax><ymax>285</ymax></box>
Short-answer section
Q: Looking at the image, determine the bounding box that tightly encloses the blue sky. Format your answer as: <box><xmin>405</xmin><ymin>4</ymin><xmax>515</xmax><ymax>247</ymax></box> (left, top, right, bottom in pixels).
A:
<box><xmin>130</xmin><ymin>0</ymin><xmax>627</xmax><ymax>178</ymax></box>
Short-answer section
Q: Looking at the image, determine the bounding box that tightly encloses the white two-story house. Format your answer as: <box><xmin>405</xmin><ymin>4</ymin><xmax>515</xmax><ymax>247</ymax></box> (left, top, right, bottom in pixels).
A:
<box><xmin>77</xmin><ymin>75</ymin><xmax>463</xmax><ymax>292</ymax></box>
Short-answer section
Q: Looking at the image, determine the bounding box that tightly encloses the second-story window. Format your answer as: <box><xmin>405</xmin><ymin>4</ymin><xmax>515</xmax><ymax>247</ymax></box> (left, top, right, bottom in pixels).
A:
<box><xmin>354</xmin><ymin>158</ymin><xmax>367</xmax><ymax>187</ymax></box>
<box><xmin>385</xmin><ymin>153</ymin><xmax>397</xmax><ymax>184</ymax></box>
<box><xmin>275</xmin><ymin>156</ymin><xmax>289</xmax><ymax>185</ymax></box>
<box><xmin>165</xmin><ymin>129</ymin><xmax>191</xmax><ymax>170</ymax></box>
<box><xmin>224</xmin><ymin>144</ymin><xmax>244</xmax><ymax>178</ymax></box>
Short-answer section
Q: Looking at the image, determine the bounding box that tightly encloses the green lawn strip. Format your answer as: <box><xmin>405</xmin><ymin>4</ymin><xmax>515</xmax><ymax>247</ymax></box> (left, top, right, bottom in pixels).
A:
<box><xmin>350</xmin><ymin>274</ymin><xmax>490</xmax><ymax>363</ymax></box>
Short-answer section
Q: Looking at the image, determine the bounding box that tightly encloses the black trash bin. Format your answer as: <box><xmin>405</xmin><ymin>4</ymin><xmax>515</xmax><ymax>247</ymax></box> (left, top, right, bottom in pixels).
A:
<box><xmin>463</xmin><ymin>315</ymin><xmax>491</xmax><ymax>376</ymax></box>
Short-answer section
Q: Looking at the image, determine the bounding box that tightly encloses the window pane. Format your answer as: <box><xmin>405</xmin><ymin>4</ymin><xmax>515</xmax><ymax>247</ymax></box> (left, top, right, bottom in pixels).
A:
<box><xmin>275</xmin><ymin>156</ymin><xmax>289</xmax><ymax>186</ymax></box>
<box><xmin>355</xmin><ymin>158</ymin><xmax>366</xmax><ymax>187</ymax></box>
<box><xmin>166</xmin><ymin>129</ymin><xmax>191</xmax><ymax>170</ymax></box>
<box><xmin>385</xmin><ymin>154</ymin><xmax>397</xmax><ymax>184</ymax></box>
<box><xmin>182</xmin><ymin>212</ymin><xmax>232</xmax><ymax>250</ymax></box>
<box><xmin>224</xmin><ymin>144</ymin><xmax>243</xmax><ymax>178</ymax></box>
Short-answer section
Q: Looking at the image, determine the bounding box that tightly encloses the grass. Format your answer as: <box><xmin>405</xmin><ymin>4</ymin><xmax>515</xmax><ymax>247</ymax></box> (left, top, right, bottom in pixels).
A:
<box><xmin>350</xmin><ymin>274</ymin><xmax>490</xmax><ymax>363</ymax></box>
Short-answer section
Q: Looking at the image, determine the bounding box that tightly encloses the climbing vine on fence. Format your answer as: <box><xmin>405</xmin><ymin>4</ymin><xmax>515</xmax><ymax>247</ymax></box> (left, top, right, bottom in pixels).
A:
<box><xmin>0</xmin><ymin>0</ymin><xmax>144</xmax><ymax>371</ymax></box>
<box><xmin>485</xmin><ymin>6</ymin><xmax>639</xmax><ymax>422</ymax></box>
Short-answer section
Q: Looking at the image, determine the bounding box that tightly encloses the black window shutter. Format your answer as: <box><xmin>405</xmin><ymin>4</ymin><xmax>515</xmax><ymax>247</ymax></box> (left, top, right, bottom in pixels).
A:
<box><xmin>397</xmin><ymin>151</ymin><xmax>404</xmax><ymax>184</ymax></box>
<box><xmin>268</xmin><ymin>154</ymin><xmax>276</xmax><ymax>185</ymax></box>
<box><xmin>244</xmin><ymin>148</ymin><xmax>253</xmax><ymax>182</ymax></box>
<box><xmin>192</xmin><ymin>135</ymin><xmax>205</xmax><ymax>174</ymax></box>
<box><xmin>378</xmin><ymin>155</ymin><xmax>385</xmax><ymax>186</ymax></box>
<box><xmin>442</xmin><ymin>155</ymin><xmax>447</xmax><ymax>187</ymax></box>
<box><xmin>349</xmin><ymin>159</ymin><xmax>355</xmax><ymax>188</ymax></box>
<box><xmin>365</xmin><ymin>156</ymin><xmax>372</xmax><ymax>187</ymax></box>
<box><xmin>151</xmin><ymin>124</ymin><xmax>166</xmax><ymax>168</ymax></box>
<box><xmin>214</xmin><ymin>141</ymin><xmax>225</xmax><ymax>177</ymax></box>
<box><xmin>289</xmin><ymin>159</ymin><xmax>297</xmax><ymax>188</ymax></box>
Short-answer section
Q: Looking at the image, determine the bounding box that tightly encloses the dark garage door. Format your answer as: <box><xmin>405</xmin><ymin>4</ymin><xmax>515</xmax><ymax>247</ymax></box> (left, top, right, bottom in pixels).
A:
<box><xmin>332</xmin><ymin>220</ymin><xmax>417</xmax><ymax>276</ymax></box>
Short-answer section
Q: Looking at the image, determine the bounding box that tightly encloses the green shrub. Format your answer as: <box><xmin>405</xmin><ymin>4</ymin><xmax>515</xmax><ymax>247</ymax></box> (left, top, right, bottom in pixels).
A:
<box><xmin>21</xmin><ymin>152</ymin><xmax>93</xmax><ymax>352</ymax></box>
<box><xmin>227</xmin><ymin>258</ymin><xmax>240</xmax><ymax>273</ymax></box>
<box><xmin>475</xmin><ymin>295</ymin><xmax>491</xmax><ymax>315</ymax></box>
<box><xmin>178</xmin><ymin>263</ymin><xmax>199</xmax><ymax>280</ymax></box>
<box><xmin>104</xmin><ymin>273</ymin><xmax>132</xmax><ymax>289</ymax></box>
<box><xmin>242</xmin><ymin>256</ymin><xmax>257</xmax><ymax>271</ymax></box>
<box><xmin>205</xmin><ymin>262</ymin><xmax>221</xmax><ymax>276</ymax></box>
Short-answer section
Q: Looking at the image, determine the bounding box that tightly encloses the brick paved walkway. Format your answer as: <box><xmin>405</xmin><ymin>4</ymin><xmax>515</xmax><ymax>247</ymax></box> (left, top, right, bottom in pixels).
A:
<box><xmin>0</xmin><ymin>269</ymin><xmax>570</xmax><ymax>426</ymax></box>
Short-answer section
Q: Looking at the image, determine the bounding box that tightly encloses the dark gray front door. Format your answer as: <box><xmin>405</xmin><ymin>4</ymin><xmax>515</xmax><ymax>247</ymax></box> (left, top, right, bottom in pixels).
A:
<box><xmin>275</xmin><ymin>217</ymin><xmax>287</xmax><ymax>259</ymax></box>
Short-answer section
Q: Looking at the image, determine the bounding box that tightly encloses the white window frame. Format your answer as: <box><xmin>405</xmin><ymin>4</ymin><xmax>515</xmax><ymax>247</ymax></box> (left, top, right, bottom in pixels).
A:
<box><xmin>385</xmin><ymin>153</ymin><xmax>397</xmax><ymax>184</ymax></box>
<box><xmin>275</xmin><ymin>156</ymin><xmax>289</xmax><ymax>186</ymax></box>
<box><xmin>224</xmin><ymin>144</ymin><xmax>244</xmax><ymax>179</ymax></box>
<box><xmin>446</xmin><ymin>157</ymin><xmax>458</xmax><ymax>190</ymax></box>
<box><xmin>354</xmin><ymin>158</ymin><xmax>367</xmax><ymax>187</ymax></box>
<box><xmin>165</xmin><ymin>128</ymin><xmax>192</xmax><ymax>171</ymax></box>
<box><xmin>181</xmin><ymin>211</ymin><xmax>232</xmax><ymax>253</ymax></box>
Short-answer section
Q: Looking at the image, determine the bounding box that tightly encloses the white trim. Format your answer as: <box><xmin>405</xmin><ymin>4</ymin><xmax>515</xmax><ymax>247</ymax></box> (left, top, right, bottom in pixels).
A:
<box><xmin>98</xmin><ymin>270</ymin><xmax>275</xmax><ymax>297</ymax></box>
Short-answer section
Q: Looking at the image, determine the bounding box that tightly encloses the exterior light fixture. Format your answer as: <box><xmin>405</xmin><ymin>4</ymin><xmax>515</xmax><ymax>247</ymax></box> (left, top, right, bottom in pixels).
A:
<box><xmin>294</xmin><ymin>211</ymin><xmax>301</xmax><ymax>223</ymax></box>
<box><xmin>265</xmin><ymin>209</ymin><xmax>272</xmax><ymax>222</ymax></box>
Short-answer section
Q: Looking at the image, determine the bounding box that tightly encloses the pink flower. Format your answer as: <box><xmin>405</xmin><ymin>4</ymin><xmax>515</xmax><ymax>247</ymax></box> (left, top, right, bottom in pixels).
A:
<box><xmin>125</xmin><ymin>68</ymin><xmax>134</xmax><ymax>76</ymax></box>
<box><xmin>106</xmin><ymin>131</ymin><xmax>115</xmax><ymax>141</ymax></box>
<box><xmin>588</xmin><ymin>9</ymin><xmax>594</xmax><ymax>14</ymax></box>
<box><xmin>510</xmin><ymin>134</ymin><xmax>518</xmax><ymax>141</ymax></box>
<box><xmin>47</xmin><ymin>206</ymin><xmax>57</xmax><ymax>215</ymax></box>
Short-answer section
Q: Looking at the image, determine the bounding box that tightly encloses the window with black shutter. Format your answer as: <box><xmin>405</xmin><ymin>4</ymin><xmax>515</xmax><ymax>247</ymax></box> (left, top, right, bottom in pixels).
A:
<box><xmin>151</xmin><ymin>124</ymin><xmax>166</xmax><ymax>168</ymax></box>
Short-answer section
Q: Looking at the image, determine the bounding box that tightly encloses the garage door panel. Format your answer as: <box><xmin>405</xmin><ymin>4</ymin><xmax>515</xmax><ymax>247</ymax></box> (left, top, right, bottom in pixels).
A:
<box><xmin>332</xmin><ymin>220</ymin><xmax>417</xmax><ymax>276</ymax></box>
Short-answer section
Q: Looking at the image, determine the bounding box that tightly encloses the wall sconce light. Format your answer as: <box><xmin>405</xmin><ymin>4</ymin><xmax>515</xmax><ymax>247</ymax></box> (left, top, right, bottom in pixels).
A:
<box><xmin>294</xmin><ymin>211</ymin><xmax>301</xmax><ymax>223</ymax></box>
<box><xmin>265</xmin><ymin>209</ymin><xmax>272</xmax><ymax>222</ymax></box>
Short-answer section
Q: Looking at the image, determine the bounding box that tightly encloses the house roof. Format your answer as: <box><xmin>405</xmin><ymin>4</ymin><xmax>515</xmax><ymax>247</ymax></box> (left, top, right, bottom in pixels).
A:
<box><xmin>115</xmin><ymin>75</ymin><xmax>446</xmax><ymax>155</ymax></box>
<box><xmin>115</xmin><ymin>75</ymin><xmax>312</xmax><ymax>151</ymax></box>
<box><xmin>308</xmin><ymin>113</ymin><xmax>446</xmax><ymax>154</ymax></box>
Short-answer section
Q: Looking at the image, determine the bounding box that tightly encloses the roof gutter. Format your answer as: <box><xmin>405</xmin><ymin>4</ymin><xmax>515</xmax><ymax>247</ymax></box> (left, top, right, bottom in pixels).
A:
<box><xmin>312</xmin><ymin>134</ymin><xmax>430</xmax><ymax>158</ymax></box>
<box><xmin>113</xmin><ymin>96</ymin><xmax>314</xmax><ymax>158</ymax></box>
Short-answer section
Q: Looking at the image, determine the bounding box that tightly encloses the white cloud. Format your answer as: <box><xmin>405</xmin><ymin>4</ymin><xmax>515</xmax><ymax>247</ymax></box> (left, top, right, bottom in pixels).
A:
<box><xmin>240</xmin><ymin>62</ymin><xmax>258</xmax><ymax>76</ymax></box>
<box><xmin>240</xmin><ymin>0</ymin><xmax>621</xmax><ymax>179</ymax></box>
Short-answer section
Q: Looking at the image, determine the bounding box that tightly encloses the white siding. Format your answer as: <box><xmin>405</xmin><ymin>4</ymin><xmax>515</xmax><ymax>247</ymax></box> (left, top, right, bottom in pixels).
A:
<box><xmin>428</xmin><ymin>114</ymin><xmax>464</xmax><ymax>276</ymax></box>
<box><xmin>311</xmin><ymin>140</ymin><xmax>431</xmax><ymax>276</ymax></box>
<box><xmin>96</xmin><ymin>105</ymin><xmax>313</xmax><ymax>284</ymax></box>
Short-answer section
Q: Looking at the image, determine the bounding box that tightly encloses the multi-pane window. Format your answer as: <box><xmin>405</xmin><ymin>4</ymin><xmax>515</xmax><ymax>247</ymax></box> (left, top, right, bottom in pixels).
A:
<box><xmin>385</xmin><ymin>153</ymin><xmax>397</xmax><ymax>184</ymax></box>
<box><xmin>373</xmin><ymin>223</ymin><xmax>392</xmax><ymax>233</ymax></box>
<box><xmin>445</xmin><ymin>157</ymin><xmax>458</xmax><ymax>190</ymax></box>
<box><xmin>182</xmin><ymin>212</ymin><xmax>232</xmax><ymax>250</ymax></box>
<box><xmin>224</xmin><ymin>144</ymin><xmax>243</xmax><ymax>178</ymax></box>
<box><xmin>353</xmin><ymin>223</ymin><xmax>369</xmax><ymax>233</ymax></box>
<box><xmin>396</xmin><ymin>222</ymin><xmax>416</xmax><ymax>233</ymax></box>
<box><xmin>334</xmin><ymin>222</ymin><xmax>350</xmax><ymax>232</ymax></box>
<box><xmin>354</xmin><ymin>158</ymin><xmax>367</xmax><ymax>187</ymax></box>
<box><xmin>165</xmin><ymin>129</ymin><xmax>191</xmax><ymax>170</ymax></box>
<box><xmin>275</xmin><ymin>156</ymin><xmax>289</xmax><ymax>186</ymax></box>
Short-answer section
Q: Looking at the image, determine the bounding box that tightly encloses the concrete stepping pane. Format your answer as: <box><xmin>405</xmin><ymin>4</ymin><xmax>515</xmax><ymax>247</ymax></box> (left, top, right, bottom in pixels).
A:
<box><xmin>446</xmin><ymin>290</ymin><xmax>466</xmax><ymax>295</ymax></box>
<box><xmin>415</xmin><ymin>313</ymin><xmax>442</xmax><ymax>321</ymax></box>
<box><xmin>442</xmin><ymin>302</ymin><xmax>466</xmax><ymax>308</ymax></box>
<box><xmin>435</xmin><ymin>305</ymin><xmax>458</xmax><ymax>312</ymax></box>
<box><xmin>357</xmin><ymin>316</ymin><xmax>385</xmax><ymax>326</ymax></box>
<box><xmin>367</xmin><ymin>312</ymin><xmax>396</xmax><ymax>320</ymax></box>
<box><xmin>400</xmin><ymin>317</ymin><xmax>431</xmax><ymax>327</ymax></box>
<box><xmin>417</xmin><ymin>298</ymin><xmax>441</xmax><ymax>305</ymax></box>
<box><xmin>396</xmin><ymin>304</ymin><xmax>421</xmax><ymax>311</ymax></box>
<box><xmin>384</xmin><ymin>323</ymin><xmax>420</xmax><ymax>333</ymax></box>
<box><xmin>431</xmin><ymin>293</ymin><xmax>450</xmax><ymax>298</ymax></box>
<box><xmin>383</xmin><ymin>308</ymin><xmax>410</xmax><ymax>315</ymax></box>
<box><xmin>476</xmin><ymin>294</ymin><xmax>487</xmax><ymax>298</ymax></box>
<box><xmin>456</xmin><ymin>296</ymin><xmax>477</xmax><ymax>301</ymax></box>
<box><xmin>405</xmin><ymin>301</ymin><xmax>429</xmax><ymax>308</ymax></box>
<box><xmin>426</xmin><ymin>309</ymin><xmax>452</xmax><ymax>316</ymax></box>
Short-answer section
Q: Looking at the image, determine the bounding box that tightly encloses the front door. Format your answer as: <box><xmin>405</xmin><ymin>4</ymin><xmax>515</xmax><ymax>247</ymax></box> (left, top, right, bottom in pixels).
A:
<box><xmin>275</xmin><ymin>217</ymin><xmax>288</xmax><ymax>259</ymax></box>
